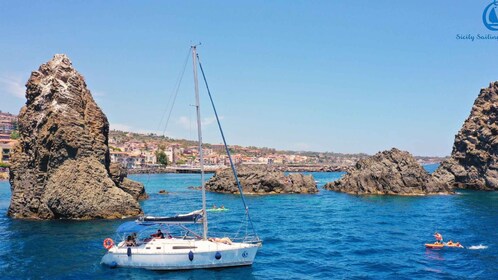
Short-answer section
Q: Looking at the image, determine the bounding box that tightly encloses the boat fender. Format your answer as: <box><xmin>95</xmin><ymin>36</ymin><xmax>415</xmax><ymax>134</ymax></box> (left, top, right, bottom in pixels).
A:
<box><xmin>103</xmin><ymin>238</ymin><xmax>114</xmax><ymax>250</ymax></box>
<box><xmin>188</xmin><ymin>251</ymin><xmax>194</xmax><ymax>261</ymax></box>
<box><xmin>215</xmin><ymin>252</ymin><xmax>222</xmax><ymax>260</ymax></box>
<box><xmin>127</xmin><ymin>247</ymin><xmax>132</xmax><ymax>257</ymax></box>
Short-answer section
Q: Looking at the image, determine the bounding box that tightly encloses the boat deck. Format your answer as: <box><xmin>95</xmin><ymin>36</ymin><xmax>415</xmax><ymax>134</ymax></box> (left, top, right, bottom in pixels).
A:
<box><xmin>110</xmin><ymin>238</ymin><xmax>255</xmax><ymax>255</ymax></box>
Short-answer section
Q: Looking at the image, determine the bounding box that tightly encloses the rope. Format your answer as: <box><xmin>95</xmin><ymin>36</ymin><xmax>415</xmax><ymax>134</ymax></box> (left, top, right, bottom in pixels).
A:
<box><xmin>142</xmin><ymin>49</ymin><xmax>190</xmax><ymax>193</ymax></box>
<box><xmin>135</xmin><ymin>49</ymin><xmax>190</xmax><ymax>197</ymax></box>
<box><xmin>158</xmin><ymin>48</ymin><xmax>191</xmax><ymax>136</ymax></box>
<box><xmin>196</xmin><ymin>54</ymin><xmax>259</xmax><ymax>240</ymax></box>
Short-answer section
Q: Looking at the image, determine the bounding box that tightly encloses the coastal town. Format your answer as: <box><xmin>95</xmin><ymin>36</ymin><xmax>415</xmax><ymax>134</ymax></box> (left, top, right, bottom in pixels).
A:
<box><xmin>0</xmin><ymin>111</ymin><xmax>446</xmax><ymax>179</ymax></box>
<box><xmin>0</xmin><ymin>111</ymin><xmax>17</xmax><ymax>179</ymax></box>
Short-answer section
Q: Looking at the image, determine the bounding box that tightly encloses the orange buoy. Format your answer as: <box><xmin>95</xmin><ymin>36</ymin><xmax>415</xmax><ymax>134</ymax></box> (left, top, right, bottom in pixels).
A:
<box><xmin>103</xmin><ymin>238</ymin><xmax>114</xmax><ymax>250</ymax></box>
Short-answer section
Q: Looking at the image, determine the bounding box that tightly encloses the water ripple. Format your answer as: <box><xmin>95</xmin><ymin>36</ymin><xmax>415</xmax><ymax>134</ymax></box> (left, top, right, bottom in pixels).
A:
<box><xmin>0</xmin><ymin>173</ymin><xmax>497</xmax><ymax>279</ymax></box>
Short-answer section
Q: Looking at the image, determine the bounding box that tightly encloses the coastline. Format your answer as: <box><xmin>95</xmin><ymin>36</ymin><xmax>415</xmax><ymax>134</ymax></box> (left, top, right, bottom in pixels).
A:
<box><xmin>127</xmin><ymin>162</ymin><xmax>441</xmax><ymax>175</ymax></box>
<box><xmin>126</xmin><ymin>164</ymin><xmax>349</xmax><ymax>174</ymax></box>
<box><xmin>1</xmin><ymin>162</ymin><xmax>442</xmax><ymax>178</ymax></box>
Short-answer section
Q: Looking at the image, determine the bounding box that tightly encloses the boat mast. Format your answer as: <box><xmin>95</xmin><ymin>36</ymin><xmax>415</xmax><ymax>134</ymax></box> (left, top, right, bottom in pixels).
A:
<box><xmin>192</xmin><ymin>45</ymin><xmax>208</xmax><ymax>240</ymax></box>
<box><xmin>196</xmin><ymin>56</ymin><xmax>259</xmax><ymax>241</ymax></box>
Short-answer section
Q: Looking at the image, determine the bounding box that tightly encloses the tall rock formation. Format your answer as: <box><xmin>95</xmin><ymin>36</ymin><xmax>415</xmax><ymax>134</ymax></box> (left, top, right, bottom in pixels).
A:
<box><xmin>433</xmin><ymin>81</ymin><xmax>498</xmax><ymax>190</ymax></box>
<box><xmin>205</xmin><ymin>165</ymin><xmax>318</xmax><ymax>194</ymax></box>
<box><xmin>8</xmin><ymin>54</ymin><xmax>145</xmax><ymax>219</ymax></box>
<box><xmin>325</xmin><ymin>148</ymin><xmax>451</xmax><ymax>195</ymax></box>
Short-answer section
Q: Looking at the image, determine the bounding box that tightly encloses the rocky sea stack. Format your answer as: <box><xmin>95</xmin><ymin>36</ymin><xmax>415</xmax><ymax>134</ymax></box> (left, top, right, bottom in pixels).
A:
<box><xmin>433</xmin><ymin>81</ymin><xmax>498</xmax><ymax>190</ymax></box>
<box><xmin>205</xmin><ymin>165</ymin><xmax>318</xmax><ymax>194</ymax></box>
<box><xmin>8</xmin><ymin>54</ymin><xmax>145</xmax><ymax>219</ymax></box>
<box><xmin>324</xmin><ymin>148</ymin><xmax>451</xmax><ymax>195</ymax></box>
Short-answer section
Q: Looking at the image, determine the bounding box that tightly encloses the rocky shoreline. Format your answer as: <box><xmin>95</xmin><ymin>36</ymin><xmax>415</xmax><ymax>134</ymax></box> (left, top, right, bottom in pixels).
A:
<box><xmin>432</xmin><ymin>81</ymin><xmax>498</xmax><ymax>191</ymax></box>
<box><xmin>324</xmin><ymin>148</ymin><xmax>452</xmax><ymax>195</ymax></box>
<box><xmin>126</xmin><ymin>164</ymin><xmax>348</xmax><ymax>175</ymax></box>
<box><xmin>205</xmin><ymin>165</ymin><xmax>318</xmax><ymax>194</ymax></box>
<box><xmin>5</xmin><ymin>56</ymin><xmax>496</xmax><ymax>214</ymax></box>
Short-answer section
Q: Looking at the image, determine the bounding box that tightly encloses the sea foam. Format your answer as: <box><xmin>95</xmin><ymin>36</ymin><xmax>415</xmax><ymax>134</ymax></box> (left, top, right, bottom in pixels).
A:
<box><xmin>468</xmin><ymin>245</ymin><xmax>488</xmax><ymax>250</ymax></box>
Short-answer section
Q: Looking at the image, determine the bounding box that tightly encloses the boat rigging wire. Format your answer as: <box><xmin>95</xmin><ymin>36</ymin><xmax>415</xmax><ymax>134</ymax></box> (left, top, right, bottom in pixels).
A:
<box><xmin>158</xmin><ymin>48</ymin><xmax>191</xmax><ymax>136</ymax></box>
<box><xmin>196</xmin><ymin>54</ymin><xmax>259</xmax><ymax>240</ymax></box>
<box><xmin>145</xmin><ymin>48</ymin><xmax>189</xmax><ymax>190</ymax></box>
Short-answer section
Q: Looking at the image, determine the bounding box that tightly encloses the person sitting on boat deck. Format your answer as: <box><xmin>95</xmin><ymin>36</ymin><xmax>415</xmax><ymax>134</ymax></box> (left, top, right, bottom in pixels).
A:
<box><xmin>126</xmin><ymin>235</ymin><xmax>137</xmax><ymax>246</ymax></box>
<box><xmin>220</xmin><ymin>205</ymin><xmax>225</xmax><ymax>209</ymax></box>
<box><xmin>151</xmin><ymin>229</ymin><xmax>165</xmax><ymax>239</ymax></box>
<box><xmin>212</xmin><ymin>204</ymin><xmax>217</xmax><ymax>209</ymax></box>
<box><xmin>434</xmin><ymin>232</ymin><xmax>443</xmax><ymax>244</ymax></box>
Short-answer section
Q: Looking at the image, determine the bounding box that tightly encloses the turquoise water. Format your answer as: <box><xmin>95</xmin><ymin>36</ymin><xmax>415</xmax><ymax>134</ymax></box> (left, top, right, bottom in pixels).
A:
<box><xmin>0</xmin><ymin>169</ymin><xmax>497</xmax><ymax>279</ymax></box>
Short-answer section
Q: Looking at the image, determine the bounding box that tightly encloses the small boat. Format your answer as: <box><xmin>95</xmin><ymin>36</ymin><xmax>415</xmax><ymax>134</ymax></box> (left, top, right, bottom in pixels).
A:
<box><xmin>425</xmin><ymin>242</ymin><xmax>444</xmax><ymax>249</ymax></box>
<box><xmin>101</xmin><ymin>45</ymin><xmax>261</xmax><ymax>270</ymax></box>
<box><xmin>425</xmin><ymin>241</ymin><xmax>464</xmax><ymax>249</ymax></box>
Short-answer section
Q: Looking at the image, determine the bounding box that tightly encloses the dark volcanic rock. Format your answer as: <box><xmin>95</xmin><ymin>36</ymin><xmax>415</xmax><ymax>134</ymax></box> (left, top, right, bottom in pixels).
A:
<box><xmin>205</xmin><ymin>165</ymin><xmax>318</xmax><ymax>194</ymax></box>
<box><xmin>8</xmin><ymin>54</ymin><xmax>145</xmax><ymax>219</ymax></box>
<box><xmin>433</xmin><ymin>82</ymin><xmax>498</xmax><ymax>190</ymax></box>
<box><xmin>109</xmin><ymin>163</ymin><xmax>148</xmax><ymax>200</ymax></box>
<box><xmin>324</xmin><ymin>148</ymin><xmax>451</xmax><ymax>195</ymax></box>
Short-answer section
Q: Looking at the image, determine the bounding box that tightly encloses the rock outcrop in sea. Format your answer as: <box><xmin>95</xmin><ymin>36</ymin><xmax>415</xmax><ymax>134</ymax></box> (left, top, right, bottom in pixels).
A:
<box><xmin>433</xmin><ymin>81</ymin><xmax>498</xmax><ymax>190</ymax></box>
<box><xmin>109</xmin><ymin>163</ymin><xmax>148</xmax><ymax>200</ymax></box>
<box><xmin>324</xmin><ymin>148</ymin><xmax>451</xmax><ymax>195</ymax></box>
<box><xmin>205</xmin><ymin>165</ymin><xmax>318</xmax><ymax>194</ymax></box>
<box><xmin>8</xmin><ymin>54</ymin><xmax>145</xmax><ymax>219</ymax></box>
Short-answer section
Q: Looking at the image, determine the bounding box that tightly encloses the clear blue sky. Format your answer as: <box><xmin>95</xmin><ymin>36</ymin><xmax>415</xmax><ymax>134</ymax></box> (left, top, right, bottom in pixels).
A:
<box><xmin>1</xmin><ymin>0</ymin><xmax>497</xmax><ymax>156</ymax></box>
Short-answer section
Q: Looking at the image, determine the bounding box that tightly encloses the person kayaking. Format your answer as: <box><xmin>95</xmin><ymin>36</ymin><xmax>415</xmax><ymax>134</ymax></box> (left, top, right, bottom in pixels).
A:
<box><xmin>434</xmin><ymin>232</ymin><xmax>443</xmax><ymax>244</ymax></box>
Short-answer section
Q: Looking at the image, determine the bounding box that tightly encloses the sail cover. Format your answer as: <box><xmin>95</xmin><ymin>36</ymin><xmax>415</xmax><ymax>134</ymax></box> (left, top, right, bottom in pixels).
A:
<box><xmin>142</xmin><ymin>209</ymin><xmax>203</xmax><ymax>223</ymax></box>
<box><xmin>116</xmin><ymin>210</ymin><xmax>204</xmax><ymax>234</ymax></box>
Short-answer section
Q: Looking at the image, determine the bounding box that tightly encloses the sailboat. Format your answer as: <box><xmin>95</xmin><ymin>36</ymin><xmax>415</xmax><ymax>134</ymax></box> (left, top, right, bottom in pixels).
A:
<box><xmin>484</xmin><ymin>1</ymin><xmax>498</xmax><ymax>30</ymax></box>
<box><xmin>490</xmin><ymin>6</ymin><xmax>498</xmax><ymax>23</ymax></box>
<box><xmin>100</xmin><ymin>45</ymin><xmax>262</xmax><ymax>270</ymax></box>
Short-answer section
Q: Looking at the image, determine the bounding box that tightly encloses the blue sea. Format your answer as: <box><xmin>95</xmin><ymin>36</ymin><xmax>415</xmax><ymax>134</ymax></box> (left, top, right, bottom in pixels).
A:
<box><xmin>0</xmin><ymin>166</ymin><xmax>497</xmax><ymax>279</ymax></box>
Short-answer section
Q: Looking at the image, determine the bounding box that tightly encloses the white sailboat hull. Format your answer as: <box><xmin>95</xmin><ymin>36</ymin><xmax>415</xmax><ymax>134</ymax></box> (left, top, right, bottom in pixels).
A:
<box><xmin>101</xmin><ymin>238</ymin><xmax>260</xmax><ymax>270</ymax></box>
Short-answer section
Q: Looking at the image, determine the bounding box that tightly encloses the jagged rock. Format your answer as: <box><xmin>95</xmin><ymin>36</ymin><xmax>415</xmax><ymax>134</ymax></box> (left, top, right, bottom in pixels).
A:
<box><xmin>109</xmin><ymin>163</ymin><xmax>148</xmax><ymax>200</ymax></box>
<box><xmin>205</xmin><ymin>165</ymin><xmax>318</xmax><ymax>194</ymax></box>
<box><xmin>109</xmin><ymin>162</ymin><xmax>127</xmax><ymax>186</ymax></box>
<box><xmin>433</xmin><ymin>82</ymin><xmax>498</xmax><ymax>190</ymax></box>
<box><xmin>119</xmin><ymin>178</ymin><xmax>148</xmax><ymax>200</ymax></box>
<box><xmin>8</xmin><ymin>54</ymin><xmax>145</xmax><ymax>219</ymax></box>
<box><xmin>324</xmin><ymin>148</ymin><xmax>451</xmax><ymax>195</ymax></box>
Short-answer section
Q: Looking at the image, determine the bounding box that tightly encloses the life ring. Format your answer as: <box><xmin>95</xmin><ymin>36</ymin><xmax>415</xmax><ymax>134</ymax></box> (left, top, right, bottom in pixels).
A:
<box><xmin>103</xmin><ymin>238</ymin><xmax>114</xmax><ymax>250</ymax></box>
